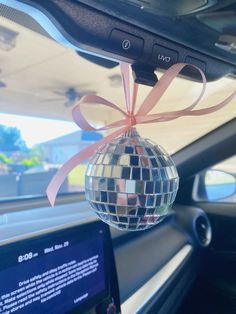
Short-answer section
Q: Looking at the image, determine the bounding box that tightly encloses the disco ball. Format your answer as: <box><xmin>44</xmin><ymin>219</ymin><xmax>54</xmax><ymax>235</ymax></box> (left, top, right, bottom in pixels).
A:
<box><xmin>85</xmin><ymin>128</ymin><xmax>179</xmax><ymax>231</ymax></box>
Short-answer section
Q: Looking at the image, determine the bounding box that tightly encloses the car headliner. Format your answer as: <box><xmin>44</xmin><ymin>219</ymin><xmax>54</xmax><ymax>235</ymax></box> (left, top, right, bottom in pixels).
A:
<box><xmin>0</xmin><ymin>16</ymin><xmax>235</xmax><ymax>154</ymax></box>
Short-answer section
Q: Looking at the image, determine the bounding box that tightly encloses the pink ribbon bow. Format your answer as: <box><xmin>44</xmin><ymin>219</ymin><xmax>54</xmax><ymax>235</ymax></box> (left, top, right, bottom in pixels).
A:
<box><xmin>47</xmin><ymin>63</ymin><xmax>236</xmax><ymax>206</ymax></box>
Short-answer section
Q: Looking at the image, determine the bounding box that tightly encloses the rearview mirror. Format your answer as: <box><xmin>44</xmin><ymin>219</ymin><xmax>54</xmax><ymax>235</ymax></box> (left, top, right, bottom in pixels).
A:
<box><xmin>204</xmin><ymin>169</ymin><xmax>236</xmax><ymax>201</ymax></box>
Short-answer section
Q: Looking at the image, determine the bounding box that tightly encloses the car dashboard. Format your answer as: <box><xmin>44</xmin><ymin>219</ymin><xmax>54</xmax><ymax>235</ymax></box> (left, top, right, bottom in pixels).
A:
<box><xmin>0</xmin><ymin>201</ymin><xmax>211</xmax><ymax>314</ymax></box>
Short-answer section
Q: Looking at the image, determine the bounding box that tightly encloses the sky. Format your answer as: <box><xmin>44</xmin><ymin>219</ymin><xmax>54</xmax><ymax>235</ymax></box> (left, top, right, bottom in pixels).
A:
<box><xmin>0</xmin><ymin>113</ymin><xmax>78</xmax><ymax>147</ymax></box>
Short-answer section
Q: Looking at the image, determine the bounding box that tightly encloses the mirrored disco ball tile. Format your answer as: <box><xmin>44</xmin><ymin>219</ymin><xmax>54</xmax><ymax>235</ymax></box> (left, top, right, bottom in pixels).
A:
<box><xmin>112</xmin><ymin>166</ymin><xmax>122</xmax><ymax>178</ymax></box>
<box><xmin>102</xmin><ymin>154</ymin><xmax>110</xmax><ymax>164</ymax></box>
<box><xmin>155</xmin><ymin>180</ymin><xmax>162</xmax><ymax>194</ymax></box>
<box><xmin>98</xmin><ymin>177</ymin><xmax>107</xmax><ymax>190</ymax></box>
<box><xmin>85</xmin><ymin>128</ymin><xmax>179</xmax><ymax>231</ymax></box>
<box><xmin>107</xmin><ymin>144</ymin><xmax>116</xmax><ymax>153</ymax></box>
<box><xmin>119</xmin><ymin>154</ymin><xmax>130</xmax><ymax>166</ymax></box>
<box><xmin>132</xmin><ymin>167</ymin><xmax>141</xmax><ymax>180</ymax></box>
<box><xmin>96</xmin><ymin>165</ymin><xmax>103</xmax><ymax>177</ymax></box>
<box><xmin>135</xmin><ymin>145</ymin><xmax>145</xmax><ymax>154</ymax></box>
<box><xmin>172</xmin><ymin>166</ymin><xmax>179</xmax><ymax>178</ymax></box>
<box><xmin>140</xmin><ymin>156</ymin><xmax>150</xmax><ymax>167</ymax></box>
<box><xmin>92</xmin><ymin>178</ymin><xmax>99</xmax><ymax>190</ymax></box>
<box><xmin>107</xmin><ymin>204</ymin><xmax>116</xmax><ymax>214</ymax></box>
<box><xmin>97</xmin><ymin>144</ymin><xmax>107</xmax><ymax>153</ymax></box>
<box><xmin>162</xmin><ymin>180</ymin><xmax>169</xmax><ymax>193</ymax></box>
<box><xmin>117</xmin><ymin>193</ymin><xmax>127</xmax><ymax>205</ymax></box>
<box><xmin>118</xmin><ymin>223</ymin><xmax>128</xmax><ymax>230</ymax></box>
<box><xmin>175</xmin><ymin>178</ymin><xmax>179</xmax><ymax>191</ymax></box>
<box><xmin>137</xmin><ymin>207</ymin><xmax>147</xmax><ymax>216</ymax></box>
<box><xmin>146</xmin><ymin>208</ymin><xmax>155</xmax><ymax>215</ymax></box>
<box><xmin>163</xmin><ymin>193</ymin><xmax>169</xmax><ymax>204</ymax></box>
<box><xmin>100</xmin><ymin>203</ymin><xmax>106</xmax><ymax>212</ymax></box>
<box><xmin>129</xmin><ymin>216</ymin><xmax>140</xmax><ymax>224</ymax></box>
<box><xmin>118</xmin><ymin>138</ymin><xmax>128</xmax><ymax>144</ymax></box>
<box><xmin>111</xmin><ymin>215</ymin><xmax>118</xmax><ymax>223</ymax></box>
<box><xmin>90</xmin><ymin>154</ymin><xmax>99</xmax><ymax>164</ymax></box>
<box><xmin>138</xmin><ymin>195</ymin><xmax>146</xmax><ymax>206</ymax></box>
<box><xmin>171</xmin><ymin>191</ymin><xmax>178</xmax><ymax>203</ymax></box>
<box><xmin>145</xmin><ymin>147</ymin><xmax>154</xmax><ymax>156</ymax></box>
<box><xmin>116</xmin><ymin>179</ymin><xmax>126</xmax><ymax>193</ymax></box>
<box><xmin>150</xmin><ymin>158</ymin><xmax>158</xmax><ymax>168</ymax></box>
<box><xmin>156</xmin><ymin>195</ymin><xmax>162</xmax><ymax>206</ymax></box>
<box><xmin>107</xmin><ymin>178</ymin><xmax>115</xmax><ymax>191</ymax></box>
<box><xmin>125</xmin><ymin>146</ymin><xmax>134</xmax><ymax>154</ymax></box>
<box><xmin>160</xmin><ymin>168</ymin><xmax>167</xmax><ymax>180</ymax></box>
<box><xmin>153</xmin><ymin>145</ymin><xmax>162</xmax><ymax>155</ymax></box>
<box><xmin>169</xmin><ymin>167</ymin><xmax>176</xmax><ymax>179</ymax></box>
<box><xmin>118</xmin><ymin>216</ymin><xmax>128</xmax><ymax>223</ymax></box>
<box><xmin>116</xmin><ymin>206</ymin><xmax>127</xmax><ymax>215</ymax></box>
<box><xmin>158</xmin><ymin>156</ymin><xmax>166</xmax><ymax>167</ymax></box>
<box><xmin>85</xmin><ymin>176</ymin><xmax>91</xmax><ymax>188</ymax></box>
<box><xmin>145</xmin><ymin>181</ymin><xmax>154</xmax><ymax>194</ymax></box>
<box><xmin>125</xmin><ymin>180</ymin><xmax>135</xmax><ymax>193</ymax></box>
<box><xmin>103</xmin><ymin>165</ymin><xmax>112</xmax><ymax>177</ymax></box>
<box><xmin>94</xmin><ymin>191</ymin><xmax>101</xmax><ymax>202</ymax></box>
<box><xmin>85</xmin><ymin>189</ymin><xmax>89</xmax><ymax>200</ymax></box>
<box><xmin>100</xmin><ymin>191</ymin><xmax>107</xmax><ymax>202</ymax></box>
<box><xmin>146</xmin><ymin>195</ymin><xmax>155</xmax><ymax>207</ymax></box>
<box><xmin>90</xmin><ymin>166</ymin><xmax>95</xmax><ymax>176</ymax></box>
<box><xmin>152</xmin><ymin>168</ymin><xmax>159</xmax><ymax>180</ymax></box>
<box><xmin>86</xmin><ymin>164</ymin><xmax>93</xmax><ymax>176</ymax></box>
<box><xmin>108</xmin><ymin>192</ymin><xmax>117</xmax><ymax>204</ymax></box>
<box><xmin>135</xmin><ymin>180</ymin><xmax>144</xmax><ymax>194</ymax></box>
<box><xmin>114</xmin><ymin>144</ymin><xmax>124</xmax><ymax>154</ymax></box>
<box><xmin>130</xmin><ymin>138</ymin><xmax>138</xmax><ymax>145</ymax></box>
<box><xmin>165</xmin><ymin>166</ymin><xmax>173</xmax><ymax>179</ymax></box>
<box><xmin>111</xmin><ymin>154</ymin><xmax>120</xmax><ymax>165</ymax></box>
<box><xmin>127</xmin><ymin>194</ymin><xmax>137</xmax><ymax>206</ymax></box>
<box><xmin>122</xmin><ymin>167</ymin><xmax>131</xmax><ymax>179</ymax></box>
<box><xmin>127</xmin><ymin>207</ymin><xmax>137</xmax><ymax>216</ymax></box>
<box><xmin>130</xmin><ymin>155</ymin><xmax>139</xmax><ymax>166</ymax></box>
<box><xmin>139</xmin><ymin>216</ymin><xmax>150</xmax><ymax>225</ymax></box>
<box><xmin>96</xmin><ymin>154</ymin><xmax>104</xmax><ymax>164</ymax></box>
<box><xmin>142</xmin><ymin>168</ymin><xmax>150</xmax><ymax>180</ymax></box>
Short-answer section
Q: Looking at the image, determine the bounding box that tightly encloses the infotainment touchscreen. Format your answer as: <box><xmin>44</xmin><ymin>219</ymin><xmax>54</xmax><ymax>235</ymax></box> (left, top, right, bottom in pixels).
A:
<box><xmin>0</xmin><ymin>220</ymin><xmax>119</xmax><ymax>314</ymax></box>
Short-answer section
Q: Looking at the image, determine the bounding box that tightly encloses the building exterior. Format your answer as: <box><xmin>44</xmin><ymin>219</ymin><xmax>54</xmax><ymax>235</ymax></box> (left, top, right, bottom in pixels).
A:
<box><xmin>42</xmin><ymin>130</ymin><xmax>103</xmax><ymax>164</ymax></box>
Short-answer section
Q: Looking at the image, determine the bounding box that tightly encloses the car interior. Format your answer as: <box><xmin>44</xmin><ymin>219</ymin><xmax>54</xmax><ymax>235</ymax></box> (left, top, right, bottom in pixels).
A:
<box><xmin>0</xmin><ymin>1</ymin><xmax>236</xmax><ymax>313</ymax></box>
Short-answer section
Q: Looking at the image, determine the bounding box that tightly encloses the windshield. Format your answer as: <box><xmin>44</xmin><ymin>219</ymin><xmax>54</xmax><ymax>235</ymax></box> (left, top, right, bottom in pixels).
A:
<box><xmin>0</xmin><ymin>16</ymin><xmax>235</xmax><ymax>201</ymax></box>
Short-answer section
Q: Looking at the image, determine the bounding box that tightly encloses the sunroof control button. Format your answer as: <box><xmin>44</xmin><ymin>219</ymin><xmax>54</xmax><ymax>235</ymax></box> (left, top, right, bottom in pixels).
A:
<box><xmin>185</xmin><ymin>56</ymin><xmax>206</xmax><ymax>72</ymax></box>
<box><xmin>107</xmin><ymin>29</ymin><xmax>144</xmax><ymax>59</ymax></box>
<box><xmin>152</xmin><ymin>44</ymin><xmax>178</xmax><ymax>68</ymax></box>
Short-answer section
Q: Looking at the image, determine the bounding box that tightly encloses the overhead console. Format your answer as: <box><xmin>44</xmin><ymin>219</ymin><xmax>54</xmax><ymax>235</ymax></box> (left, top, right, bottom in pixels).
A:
<box><xmin>1</xmin><ymin>0</ymin><xmax>236</xmax><ymax>85</ymax></box>
<box><xmin>0</xmin><ymin>220</ymin><xmax>120</xmax><ymax>314</ymax></box>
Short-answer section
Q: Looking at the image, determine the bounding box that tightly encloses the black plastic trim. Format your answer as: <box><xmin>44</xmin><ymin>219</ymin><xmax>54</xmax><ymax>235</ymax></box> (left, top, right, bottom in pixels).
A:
<box><xmin>2</xmin><ymin>0</ymin><xmax>236</xmax><ymax>83</ymax></box>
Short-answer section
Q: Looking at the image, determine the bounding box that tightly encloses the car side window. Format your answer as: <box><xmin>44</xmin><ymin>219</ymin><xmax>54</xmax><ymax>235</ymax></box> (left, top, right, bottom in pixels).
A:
<box><xmin>194</xmin><ymin>156</ymin><xmax>236</xmax><ymax>203</ymax></box>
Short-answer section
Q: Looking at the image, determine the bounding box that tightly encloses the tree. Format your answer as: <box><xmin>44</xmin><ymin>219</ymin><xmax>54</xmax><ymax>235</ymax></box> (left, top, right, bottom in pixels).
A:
<box><xmin>22</xmin><ymin>156</ymin><xmax>41</xmax><ymax>168</ymax></box>
<box><xmin>30</xmin><ymin>144</ymin><xmax>44</xmax><ymax>162</ymax></box>
<box><xmin>0</xmin><ymin>124</ymin><xmax>28</xmax><ymax>152</ymax></box>
<box><xmin>0</xmin><ymin>153</ymin><xmax>12</xmax><ymax>164</ymax></box>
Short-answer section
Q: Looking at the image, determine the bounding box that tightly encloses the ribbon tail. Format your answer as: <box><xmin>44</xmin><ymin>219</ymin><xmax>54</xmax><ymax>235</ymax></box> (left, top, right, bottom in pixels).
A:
<box><xmin>132</xmin><ymin>83</ymin><xmax>139</xmax><ymax>115</ymax></box>
<box><xmin>136</xmin><ymin>90</ymin><xmax>236</xmax><ymax>124</ymax></box>
<box><xmin>136</xmin><ymin>63</ymin><xmax>206</xmax><ymax>116</ymax></box>
<box><xmin>184</xmin><ymin>90</ymin><xmax>236</xmax><ymax>116</ymax></box>
<box><xmin>46</xmin><ymin>126</ymin><xmax>130</xmax><ymax>206</ymax></box>
<box><xmin>120</xmin><ymin>62</ymin><xmax>131</xmax><ymax>113</ymax></box>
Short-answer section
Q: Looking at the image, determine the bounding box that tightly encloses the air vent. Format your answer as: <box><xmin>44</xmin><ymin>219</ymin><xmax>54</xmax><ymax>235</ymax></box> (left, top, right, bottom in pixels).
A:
<box><xmin>194</xmin><ymin>215</ymin><xmax>212</xmax><ymax>247</ymax></box>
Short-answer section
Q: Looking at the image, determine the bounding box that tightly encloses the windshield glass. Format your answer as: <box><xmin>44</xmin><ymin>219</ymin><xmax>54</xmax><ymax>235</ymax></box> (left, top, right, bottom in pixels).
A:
<box><xmin>0</xmin><ymin>15</ymin><xmax>235</xmax><ymax>201</ymax></box>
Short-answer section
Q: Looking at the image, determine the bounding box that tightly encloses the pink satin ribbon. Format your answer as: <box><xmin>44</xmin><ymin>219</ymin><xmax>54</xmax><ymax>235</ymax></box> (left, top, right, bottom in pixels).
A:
<box><xmin>47</xmin><ymin>63</ymin><xmax>236</xmax><ymax>206</ymax></box>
